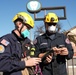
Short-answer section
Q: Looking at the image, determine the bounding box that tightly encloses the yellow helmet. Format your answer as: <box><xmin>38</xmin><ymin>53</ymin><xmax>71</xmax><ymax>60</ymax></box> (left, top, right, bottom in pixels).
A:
<box><xmin>44</xmin><ymin>13</ymin><xmax>58</xmax><ymax>23</ymax></box>
<box><xmin>12</xmin><ymin>12</ymin><xmax>34</xmax><ymax>28</ymax></box>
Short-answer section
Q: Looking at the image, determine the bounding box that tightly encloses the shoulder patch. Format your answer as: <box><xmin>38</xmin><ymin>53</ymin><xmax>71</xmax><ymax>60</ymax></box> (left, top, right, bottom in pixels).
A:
<box><xmin>65</xmin><ymin>38</ymin><xmax>70</xmax><ymax>44</ymax></box>
<box><xmin>1</xmin><ymin>39</ymin><xmax>9</xmax><ymax>46</ymax></box>
<box><xmin>0</xmin><ymin>45</ymin><xmax>5</xmax><ymax>53</ymax></box>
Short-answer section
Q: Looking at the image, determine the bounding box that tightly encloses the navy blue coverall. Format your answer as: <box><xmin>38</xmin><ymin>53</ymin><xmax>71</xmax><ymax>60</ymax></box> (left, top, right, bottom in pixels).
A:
<box><xmin>34</xmin><ymin>32</ymin><xmax>74</xmax><ymax>75</ymax></box>
<box><xmin>0</xmin><ymin>31</ymin><xmax>31</xmax><ymax>75</ymax></box>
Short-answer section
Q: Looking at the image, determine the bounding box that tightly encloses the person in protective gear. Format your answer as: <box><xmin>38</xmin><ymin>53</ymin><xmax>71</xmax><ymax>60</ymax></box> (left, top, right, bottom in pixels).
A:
<box><xmin>12</xmin><ymin>12</ymin><xmax>34</xmax><ymax>38</ymax></box>
<box><xmin>0</xmin><ymin>12</ymin><xmax>41</xmax><ymax>75</ymax></box>
<box><xmin>44</xmin><ymin>13</ymin><xmax>58</xmax><ymax>34</ymax></box>
<box><xmin>34</xmin><ymin>12</ymin><xmax>74</xmax><ymax>75</ymax></box>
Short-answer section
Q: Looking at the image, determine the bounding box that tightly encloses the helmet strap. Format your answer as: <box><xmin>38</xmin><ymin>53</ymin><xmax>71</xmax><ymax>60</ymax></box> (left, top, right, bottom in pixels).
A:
<box><xmin>20</xmin><ymin>24</ymin><xmax>25</xmax><ymax>38</ymax></box>
<box><xmin>16</xmin><ymin>24</ymin><xmax>24</xmax><ymax>38</ymax></box>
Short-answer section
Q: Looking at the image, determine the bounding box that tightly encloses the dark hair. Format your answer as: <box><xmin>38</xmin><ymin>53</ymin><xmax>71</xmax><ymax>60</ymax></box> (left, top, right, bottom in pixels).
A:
<box><xmin>14</xmin><ymin>18</ymin><xmax>23</xmax><ymax>24</ymax></box>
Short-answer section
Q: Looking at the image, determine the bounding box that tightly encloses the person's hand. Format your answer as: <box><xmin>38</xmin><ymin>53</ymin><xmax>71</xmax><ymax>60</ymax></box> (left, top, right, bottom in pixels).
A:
<box><xmin>52</xmin><ymin>47</ymin><xmax>68</xmax><ymax>55</ymax></box>
<box><xmin>46</xmin><ymin>54</ymin><xmax>53</xmax><ymax>63</ymax></box>
<box><xmin>52</xmin><ymin>47</ymin><xmax>61</xmax><ymax>55</ymax></box>
<box><xmin>60</xmin><ymin>47</ymin><xmax>69</xmax><ymax>55</ymax></box>
<box><xmin>24</xmin><ymin>57</ymin><xmax>41</xmax><ymax>67</ymax></box>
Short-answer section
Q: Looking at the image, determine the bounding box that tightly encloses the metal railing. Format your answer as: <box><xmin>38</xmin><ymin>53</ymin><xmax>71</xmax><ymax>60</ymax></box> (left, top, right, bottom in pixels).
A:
<box><xmin>66</xmin><ymin>56</ymin><xmax>76</xmax><ymax>75</ymax></box>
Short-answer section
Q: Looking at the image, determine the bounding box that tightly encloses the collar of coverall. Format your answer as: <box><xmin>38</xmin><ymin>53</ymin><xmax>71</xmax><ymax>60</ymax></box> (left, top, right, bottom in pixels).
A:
<box><xmin>45</xmin><ymin>32</ymin><xmax>62</xmax><ymax>40</ymax></box>
<box><xmin>12</xmin><ymin>30</ymin><xmax>27</xmax><ymax>41</ymax></box>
